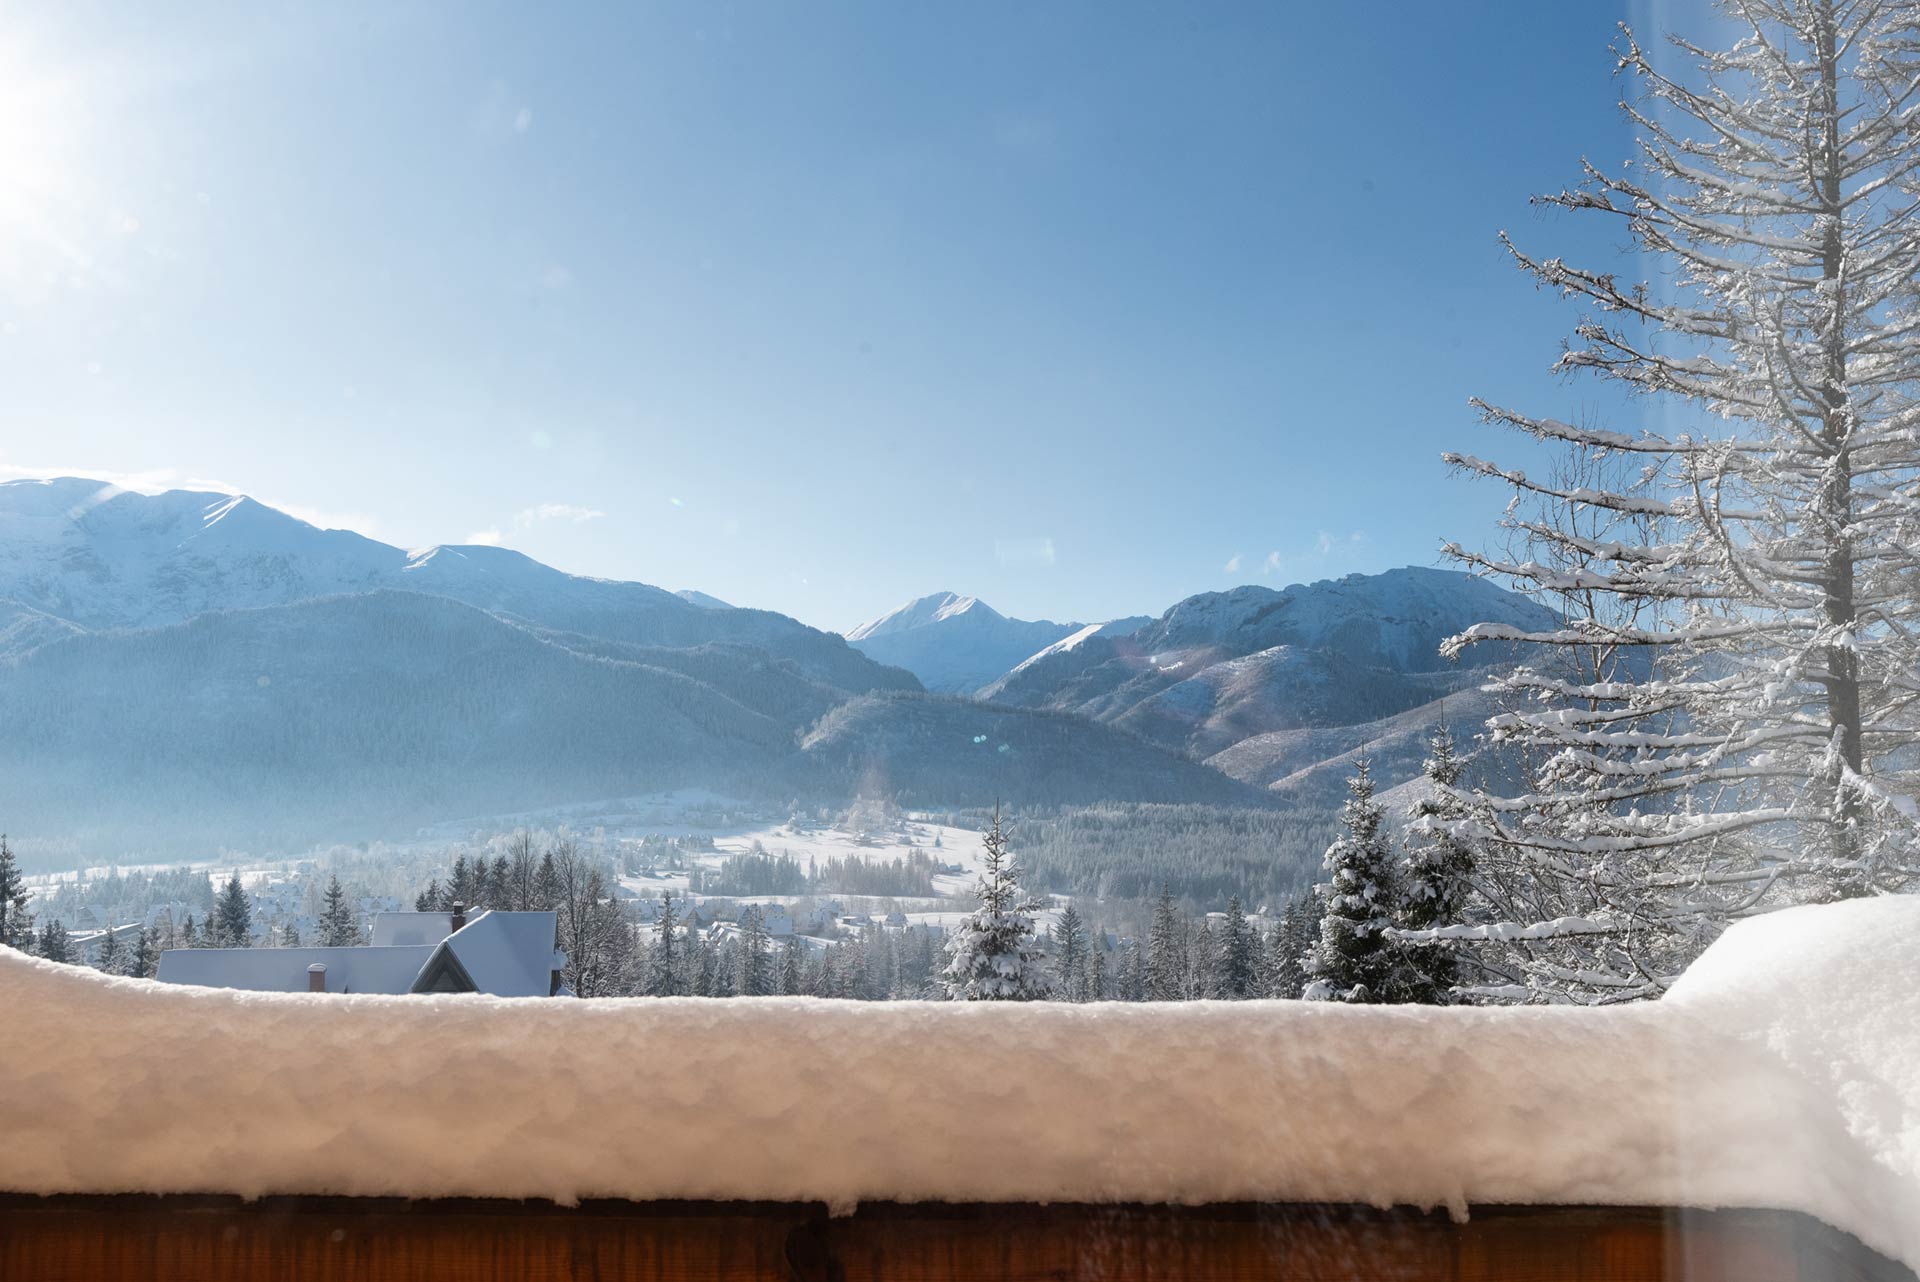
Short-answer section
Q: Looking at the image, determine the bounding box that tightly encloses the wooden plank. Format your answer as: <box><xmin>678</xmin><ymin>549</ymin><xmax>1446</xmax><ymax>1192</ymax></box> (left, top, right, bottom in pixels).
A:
<box><xmin>0</xmin><ymin>1196</ymin><xmax>1910</xmax><ymax>1282</ymax></box>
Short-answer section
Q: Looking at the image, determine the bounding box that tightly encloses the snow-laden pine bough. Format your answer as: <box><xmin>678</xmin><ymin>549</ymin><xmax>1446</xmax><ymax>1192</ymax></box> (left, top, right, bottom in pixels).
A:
<box><xmin>1</xmin><ymin>895</ymin><xmax>1916</xmax><ymax>1279</ymax></box>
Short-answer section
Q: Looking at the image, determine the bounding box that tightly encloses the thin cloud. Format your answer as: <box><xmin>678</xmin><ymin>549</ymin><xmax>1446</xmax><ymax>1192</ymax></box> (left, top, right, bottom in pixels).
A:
<box><xmin>1224</xmin><ymin>554</ymin><xmax>1242</xmax><ymax>574</ymax></box>
<box><xmin>995</xmin><ymin>537</ymin><xmax>1056</xmax><ymax>567</ymax></box>
<box><xmin>515</xmin><ymin>502</ymin><xmax>605</xmax><ymax>528</ymax></box>
<box><xmin>465</xmin><ymin>528</ymin><xmax>505</xmax><ymax>546</ymax></box>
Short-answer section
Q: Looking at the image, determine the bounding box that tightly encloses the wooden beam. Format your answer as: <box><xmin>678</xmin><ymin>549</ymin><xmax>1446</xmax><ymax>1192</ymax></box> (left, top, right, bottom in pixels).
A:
<box><xmin>0</xmin><ymin>1196</ymin><xmax>1909</xmax><ymax>1282</ymax></box>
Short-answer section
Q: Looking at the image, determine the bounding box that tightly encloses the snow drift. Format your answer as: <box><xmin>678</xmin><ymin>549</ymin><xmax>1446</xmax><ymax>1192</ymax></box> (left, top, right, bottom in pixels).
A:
<box><xmin>2</xmin><ymin>896</ymin><xmax>1916</xmax><ymax>1270</ymax></box>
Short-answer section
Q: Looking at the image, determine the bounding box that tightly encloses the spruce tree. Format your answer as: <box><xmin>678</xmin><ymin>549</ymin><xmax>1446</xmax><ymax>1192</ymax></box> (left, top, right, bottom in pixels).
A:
<box><xmin>279</xmin><ymin>922</ymin><xmax>301</xmax><ymax>947</ymax></box>
<box><xmin>1051</xmin><ymin>901</ymin><xmax>1089</xmax><ymax>1001</ymax></box>
<box><xmin>0</xmin><ymin>835</ymin><xmax>31</xmax><ymax>950</ymax></box>
<box><xmin>1145</xmin><ymin>884</ymin><xmax>1183</xmax><ymax>1001</ymax></box>
<box><xmin>129</xmin><ymin>926</ymin><xmax>156</xmax><ymax>979</ymax></box>
<box><xmin>38</xmin><ymin>919</ymin><xmax>72</xmax><ymax>964</ymax></box>
<box><xmin>97</xmin><ymin>927</ymin><xmax>124</xmax><ymax>974</ymax></box>
<box><xmin>1218</xmin><ymin>896</ymin><xmax>1256</xmax><ymax>1000</ymax></box>
<box><xmin>1306</xmin><ymin>758</ymin><xmax>1401</xmax><ymax>1003</ymax></box>
<box><xmin>319</xmin><ymin>876</ymin><xmax>357</xmax><ymax>947</ymax></box>
<box><xmin>940</xmin><ymin>807</ymin><xmax>1050</xmax><ymax>1000</ymax></box>
<box><xmin>1393</xmin><ymin>727</ymin><xmax>1475</xmax><ymax>1003</ymax></box>
<box><xmin>215</xmin><ymin>873</ymin><xmax>252</xmax><ymax>949</ymax></box>
<box><xmin>778</xmin><ymin>937</ymin><xmax>803</xmax><ymax>996</ymax></box>
<box><xmin>648</xmin><ymin>891</ymin><xmax>679</xmax><ymax>996</ymax></box>
<box><xmin>737</xmin><ymin>906</ymin><xmax>772</xmax><ymax>996</ymax></box>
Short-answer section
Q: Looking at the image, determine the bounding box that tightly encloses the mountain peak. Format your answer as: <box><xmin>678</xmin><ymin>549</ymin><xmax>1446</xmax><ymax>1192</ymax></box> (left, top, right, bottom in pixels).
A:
<box><xmin>846</xmin><ymin>591</ymin><xmax>1001</xmax><ymax>642</ymax></box>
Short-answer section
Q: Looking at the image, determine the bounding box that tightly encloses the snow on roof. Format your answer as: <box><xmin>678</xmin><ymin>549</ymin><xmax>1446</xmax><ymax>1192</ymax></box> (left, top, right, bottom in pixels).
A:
<box><xmin>439</xmin><ymin>911</ymin><xmax>560</xmax><ymax>998</ymax></box>
<box><xmin>7</xmin><ymin>896</ymin><xmax>1919</xmax><ymax>1270</ymax></box>
<box><xmin>370</xmin><ymin>911</ymin><xmax>454</xmax><ymax>948</ymax></box>
<box><xmin>154</xmin><ymin>945</ymin><xmax>433</xmax><ymax>994</ymax></box>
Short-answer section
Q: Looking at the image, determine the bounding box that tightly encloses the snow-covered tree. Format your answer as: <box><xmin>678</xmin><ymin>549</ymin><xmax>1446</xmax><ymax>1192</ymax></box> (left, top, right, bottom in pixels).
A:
<box><xmin>1051</xmin><ymin>900</ymin><xmax>1089</xmax><ymax>1000</ymax></box>
<box><xmin>1265</xmin><ymin>896</ymin><xmax>1313</xmax><ymax>999</ymax></box>
<box><xmin>37</xmin><ymin>918</ymin><xmax>71</xmax><ymax>964</ymax></box>
<box><xmin>0</xmin><ymin>835</ymin><xmax>31</xmax><ymax>951</ymax></box>
<box><xmin>648</xmin><ymin>891</ymin><xmax>679</xmax><ymax>996</ymax></box>
<box><xmin>1391</xmin><ymin>727</ymin><xmax>1476</xmax><ymax>1003</ymax></box>
<box><xmin>1217</xmin><ymin>896</ymin><xmax>1257</xmax><ymax>999</ymax></box>
<box><xmin>214</xmin><ymin>873</ymin><xmax>252</xmax><ymax>948</ymax></box>
<box><xmin>941</xmin><ymin>808</ymin><xmax>1051</xmax><ymax>1000</ymax></box>
<box><xmin>1145</xmin><ymin>884</ymin><xmax>1183</xmax><ymax>1001</ymax></box>
<box><xmin>1305</xmin><ymin>758</ymin><xmax>1400</xmax><ymax>1003</ymax></box>
<box><xmin>97</xmin><ymin>926</ymin><xmax>123</xmax><ymax>974</ymax></box>
<box><xmin>128</xmin><ymin>926</ymin><xmax>156</xmax><ymax>979</ymax></box>
<box><xmin>1445</xmin><ymin>0</ymin><xmax>1920</xmax><ymax>1001</ymax></box>
<box><xmin>737</xmin><ymin>906</ymin><xmax>772</xmax><ymax>996</ymax></box>
<box><xmin>778</xmin><ymin>937</ymin><xmax>803</xmax><ymax>996</ymax></box>
<box><xmin>279</xmin><ymin>922</ymin><xmax>300</xmax><ymax>948</ymax></box>
<box><xmin>319</xmin><ymin>876</ymin><xmax>357</xmax><ymax>947</ymax></box>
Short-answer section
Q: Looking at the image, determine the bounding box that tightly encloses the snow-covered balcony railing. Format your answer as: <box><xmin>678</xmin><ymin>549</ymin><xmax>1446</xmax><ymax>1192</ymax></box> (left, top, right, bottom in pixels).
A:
<box><xmin>3</xmin><ymin>897</ymin><xmax>1918</xmax><ymax>1281</ymax></box>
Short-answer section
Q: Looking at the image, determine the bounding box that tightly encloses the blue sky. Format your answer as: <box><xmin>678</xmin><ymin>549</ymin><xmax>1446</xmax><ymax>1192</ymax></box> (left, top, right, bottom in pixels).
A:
<box><xmin>0</xmin><ymin>2</ymin><xmax>1681</xmax><ymax>630</ymax></box>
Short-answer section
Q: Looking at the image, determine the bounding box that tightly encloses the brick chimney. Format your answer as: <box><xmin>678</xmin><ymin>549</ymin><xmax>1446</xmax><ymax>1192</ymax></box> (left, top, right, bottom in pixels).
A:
<box><xmin>451</xmin><ymin>902</ymin><xmax>467</xmax><ymax>933</ymax></box>
<box><xmin>307</xmin><ymin>963</ymin><xmax>327</xmax><ymax>993</ymax></box>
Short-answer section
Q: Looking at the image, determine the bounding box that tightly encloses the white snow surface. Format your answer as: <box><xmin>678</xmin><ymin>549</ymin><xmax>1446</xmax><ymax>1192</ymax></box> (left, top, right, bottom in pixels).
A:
<box><xmin>3</xmin><ymin>896</ymin><xmax>1917</xmax><ymax>1266</ymax></box>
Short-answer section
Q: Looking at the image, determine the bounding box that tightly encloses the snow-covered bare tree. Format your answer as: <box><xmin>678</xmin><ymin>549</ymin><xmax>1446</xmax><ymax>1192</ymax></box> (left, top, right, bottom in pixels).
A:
<box><xmin>941</xmin><ymin>807</ymin><xmax>1051</xmax><ymax>1001</ymax></box>
<box><xmin>1444</xmin><ymin>0</ymin><xmax>1920</xmax><ymax>1001</ymax></box>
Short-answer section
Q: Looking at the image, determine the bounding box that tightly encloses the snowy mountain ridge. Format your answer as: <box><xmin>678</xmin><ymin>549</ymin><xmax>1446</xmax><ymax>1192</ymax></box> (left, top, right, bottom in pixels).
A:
<box><xmin>844</xmin><ymin>590</ymin><xmax>1105</xmax><ymax>695</ymax></box>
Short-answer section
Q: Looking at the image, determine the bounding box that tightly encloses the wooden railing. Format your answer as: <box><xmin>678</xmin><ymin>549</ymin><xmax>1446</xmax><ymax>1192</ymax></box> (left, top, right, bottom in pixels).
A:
<box><xmin>1</xmin><ymin>1195</ymin><xmax>1912</xmax><ymax>1281</ymax></box>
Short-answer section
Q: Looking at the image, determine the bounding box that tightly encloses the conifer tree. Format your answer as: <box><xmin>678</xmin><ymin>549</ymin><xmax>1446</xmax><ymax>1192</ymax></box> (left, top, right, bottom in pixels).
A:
<box><xmin>1218</xmin><ymin>896</ymin><xmax>1256</xmax><ymax>999</ymax></box>
<box><xmin>1305</xmin><ymin>758</ymin><xmax>1401</xmax><ymax>1003</ymax></box>
<box><xmin>129</xmin><ymin>926</ymin><xmax>156</xmax><ymax>978</ymax></box>
<box><xmin>1051</xmin><ymin>901</ymin><xmax>1089</xmax><ymax>1001</ymax></box>
<box><xmin>215</xmin><ymin>873</ymin><xmax>252</xmax><ymax>948</ymax></box>
<box><xmin>940</xmin><ymin>807</ymin><xmax>1050</xmax><ymax>1000</ymax></box>
<box><xmin>1445</xmin><ymin>0</ymin><xmax>1920</xmax><ymax>999</ymax></box>
<box><xmin>180</xmin><ymin>914</ymin><xmax>200</xmax><ymax>949</ymax></box>
<box><xmin>319</xmin><ymin>876</ymin><xmax>357</xmax><ymax>947</ymax></box>
<box><xmin>97</xmin><ymin>927</ymin><xmax>124</xmax><ymax>974</ymax></box>
<box><xmin>778</xmin><ymin>937</ymin><xmax>803</xmax><ymax>996</ymax></box>
<box><xmin>1392</xmin><ymin>727</ymin><xmax>1475</xmax><ymax>1003</ymax></box>
<box><xmin>38</xmin><ymin>919</ymin><xmax>71</xmax><ymax>964</ymax></box>
<box><xmin>1145</xmin><ymin>884</ymin><xmax>1183</xmax><ymax>1001</ymax></box>
<box><xmin>737</xmin><ymin>905</ymin><xmax>772</xmax><ymax>996</ymax></box>
<box><xmin>279</xmin><ymin>922</ymin><xmax>301</xmax><ymax>947</ymax></box>
<box><xmin>0</xmin><ymin>835</ymin><xmax>31</xmax><ymax>950</ymax></box>
<box><xmin>648</xmin><ymin>891</ymin><xmax>679</xmax><ymax>996</ymax></box>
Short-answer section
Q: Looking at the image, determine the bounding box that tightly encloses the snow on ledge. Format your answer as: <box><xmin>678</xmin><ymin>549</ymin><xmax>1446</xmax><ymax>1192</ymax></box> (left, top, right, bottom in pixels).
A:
<box><xmin>3</xmin><ymin>896</ymin><xmax>1918</xmax><ymax>1270</ymax></box>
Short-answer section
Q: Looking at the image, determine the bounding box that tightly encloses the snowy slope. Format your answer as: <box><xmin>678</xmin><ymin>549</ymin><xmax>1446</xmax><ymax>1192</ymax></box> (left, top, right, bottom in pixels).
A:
<box><xmin>6</xmin><ymin>896</ymin><xmax>1917</xmax><ymax>1271</ymax></box>
<box><xmin>0</xmin><ymin>477</ymin><xmax>912</xmax><ymax>695</ymax></box>
<box><xmin>984</xmin><ymin>568</ymin><xmax>1559</xmax><ymax>791</ymax></box>
<box><xmin>675</xmin><ymin>589</ymin><xmax>732</xmax><ymax>609</ymax></box>
<box><xmin>844</xmin><ymin>591</ymin><xmax>1083</xmax><ymax>694</ymax></box>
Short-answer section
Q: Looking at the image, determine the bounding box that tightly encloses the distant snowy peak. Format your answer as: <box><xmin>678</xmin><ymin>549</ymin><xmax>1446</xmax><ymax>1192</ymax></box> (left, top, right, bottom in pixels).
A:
<box><xmin>844</xmin><ymin>590</ymin><xmax>1082</xmax><ymax>695</ymax></box>
<box><xmin>675</xmin><ymin>589</ymin><xmax>732</xmax><ymax>610</ymax></box>
<box><xmin>845</xmin><ymin>591</ymin><xmax>1001</xmax><ymax>642</ymax></box>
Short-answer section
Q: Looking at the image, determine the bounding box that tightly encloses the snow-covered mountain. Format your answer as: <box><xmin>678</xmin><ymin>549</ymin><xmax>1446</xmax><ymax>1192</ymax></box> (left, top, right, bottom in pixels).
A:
<box><xmin>846</xmin><ymin>591</ymin><xmax>1146</xmax><ymax>695</ymax></box>
<box><xmin>983</xmin><ymin>567</ymin><xmax>1561</xmax><ymax>800</ymax></box>
<box><xmin>0</xmin><ymin>477</ymin><xmax>906</xmax><ymax>694</ymax></box>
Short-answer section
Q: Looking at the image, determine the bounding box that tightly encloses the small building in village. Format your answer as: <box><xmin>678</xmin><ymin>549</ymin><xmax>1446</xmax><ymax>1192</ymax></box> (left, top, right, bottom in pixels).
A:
<box><xmin>154</xmin><ymin>906</ymin><xmax>565</xmax><ymax>997</ymax></box>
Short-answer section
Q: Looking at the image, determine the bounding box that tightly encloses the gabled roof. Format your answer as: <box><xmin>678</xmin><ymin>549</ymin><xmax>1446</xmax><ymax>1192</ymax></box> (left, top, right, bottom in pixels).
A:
<box><xmin>371</xmin><ymin>911</ymin><xmax>455</xmax><ymax>947</ymax></box>
<box><xmin>156</xmin><ymin>911</ymin><xmax>562</xmax><ymax>997</ymax></box>
<box><xmin>155</xmin><ymin>945</ymin><xmax>434</xmax><ymax>994</ymax></box>
<box><xmin>427</xmin><ymin>911</ymin><xmax>561</xmax><ymax>998</ymax></box>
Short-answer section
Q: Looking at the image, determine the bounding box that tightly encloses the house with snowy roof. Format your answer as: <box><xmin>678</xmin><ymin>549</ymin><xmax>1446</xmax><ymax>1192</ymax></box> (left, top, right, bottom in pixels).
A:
<box><xmin>154</xmin><ymin>905</ymin><xmax>565</xmax><ymax>997</ymax></box>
